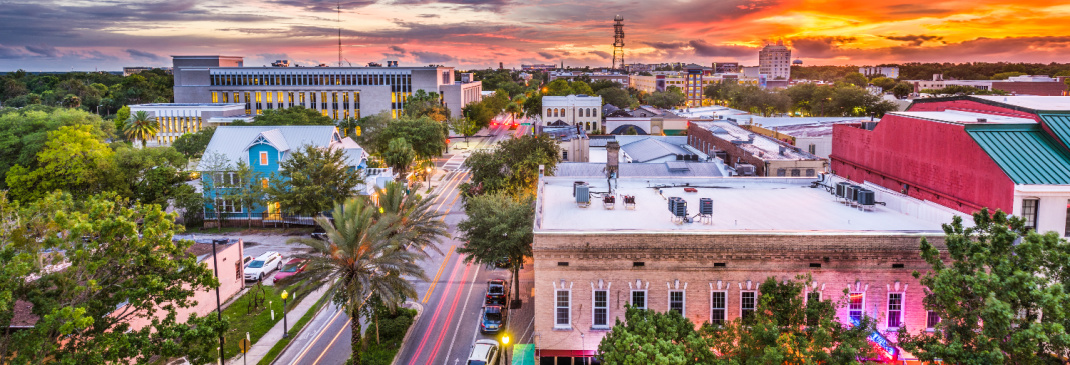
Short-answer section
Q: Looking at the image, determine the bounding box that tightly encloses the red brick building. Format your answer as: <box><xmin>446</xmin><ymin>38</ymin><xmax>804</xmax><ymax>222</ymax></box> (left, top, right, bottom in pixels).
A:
<box><xmin>831</xmin><ymin>95</ymin><xmax>1070</xmax><ymax>236</ymax></box>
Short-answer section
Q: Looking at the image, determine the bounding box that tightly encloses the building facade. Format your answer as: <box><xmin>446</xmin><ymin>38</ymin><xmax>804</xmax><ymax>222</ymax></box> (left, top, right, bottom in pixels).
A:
<box><xmin>542</xmin><ymin>95</ymin><xmax>603</xmax><ymax>133</ymax></box>
<box><xmin>128</xmin><ymin>103</ymin><xmax>254</xmax><ymax>145</ymax></box>
<box><xmin>172</xmin><ymin>55</ymin><xmax>481</xmax><ymax>120</ymax></box>
<box><xmin>830</xmin><ymin>95</ymin><xmax>1070</xmax><ymax>237</ymax></box>
<box><xmin>859</xmin><ymin>66</ymin><xmax>900</xmax><ymax>79</ymax></box>
<box><xmin>522</xmin><ymin>64</ymin><xmax>558</xmax><ymax>72</ymax></box>
<box><xmin>758</xmin><ymin>41</ymin><xmax>791</xmax><ymax>80</ymax></box>
<box><xmin>688</xmin><ymin>121</ymin><xmax>827</xmax><ymax>176</ymax></box>
<box><xmin>908</xmin><ymin>74</ymin><xmax>1067</xmax><ymax>96</ymax></box>
<box><xmin>532</xmin><ymin>176</ymin><xmax>956</xmax><ymax>364</ymax></box>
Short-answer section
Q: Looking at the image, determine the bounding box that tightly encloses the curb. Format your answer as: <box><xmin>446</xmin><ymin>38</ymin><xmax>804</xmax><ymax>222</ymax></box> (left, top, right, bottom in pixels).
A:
<box><xmin>389</xmin><ymin>300</ymin><xmax>425</xmax><ymax>365</ymax></box>
<box><xmin>267</xmin><ymin>291</ymin><xmax>333</xmax><ymax>365</ymax></box>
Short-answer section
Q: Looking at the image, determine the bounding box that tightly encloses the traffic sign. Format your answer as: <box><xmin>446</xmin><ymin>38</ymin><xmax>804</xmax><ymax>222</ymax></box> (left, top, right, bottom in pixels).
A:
<box><xmin>520</xmin><ymin>123</ymin><xmax>531</xmax><ymax>126</ymax></box>
<box><xmin>238</xmin><ymin>338</ymin><xmax>251</xmax><ymax>353</ymax></box>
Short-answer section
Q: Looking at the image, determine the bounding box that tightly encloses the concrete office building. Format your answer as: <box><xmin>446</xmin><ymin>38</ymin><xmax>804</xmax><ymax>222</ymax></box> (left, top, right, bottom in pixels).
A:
<box><xmin>542</xmin><ymin>95</ymin><xmax>604</xmax><ymax>133</ymax></box>
<box><xmin>758</xmin><ymin>41</ymin><xmax>791</xmax><ymax>80</ymax></box>
<box><xmin>907</xmin><ymin>74</ymin><xmax>1068</xmax><ymax>96</ymax></box>
<box><xmin>860</xmin><ymin>66</ymin><xmax>900</xmax><ymax>79</ymax></box>
<box><xmin>172</xmin><ymin>55</ymin><xmax>481</xmax><ymax>120</ymax></box>
<box><xmin>532</xmin><ymin>174</ymin><xmax>958</xmax><ymax>363</ymax></box>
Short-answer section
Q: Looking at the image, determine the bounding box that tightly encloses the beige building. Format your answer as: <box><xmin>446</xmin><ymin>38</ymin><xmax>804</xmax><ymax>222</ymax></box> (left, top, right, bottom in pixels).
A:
<box><xmin>758</xmin><ymin>41</ymin><xmax>791</xmax><ymax>80</ymax></box>
<box><xmin>688</xmin><ymin>120</ymin><xmax>827</xmax><ymax>176</ymax></box>
<box><xmin>128</xmin><ymin>103</ymin><xmax>254</xmax><ymax>145</ymax></box>
<box><xmin>542</xmin><ymin>95</ymin><xmax>603</xmax><ymax>133</ymax></box>
<box><xmin>540</xmin><ymin>124</ymin><xmax>590</xmax><ymax>162</ymax></box>
<box><xmin>532</xmin><ymin>175</ymin><xmax>958</xmax><ymax>364</ymax></box>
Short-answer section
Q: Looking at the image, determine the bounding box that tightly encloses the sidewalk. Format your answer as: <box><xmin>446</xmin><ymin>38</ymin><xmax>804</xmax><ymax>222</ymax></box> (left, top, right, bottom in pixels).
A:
<box><xmin>509</xmin><ymin>257</ymin><xmax>536</xmax><ymax>345</ymax></box>
<box><xmin>228</xmin><ymin>284</ymin><xmax>330</xmax><ymax>365</ymax></box>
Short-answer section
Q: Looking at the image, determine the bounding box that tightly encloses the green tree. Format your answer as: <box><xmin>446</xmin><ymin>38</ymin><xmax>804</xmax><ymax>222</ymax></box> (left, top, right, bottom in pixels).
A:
<box><xmin>372</xmin><ymin>116</ymin><xmax>447</xmax><ymax>160</ymax></box>
<box><xmin>6</xmin><ymin>125</ymin><xmax>116</xmax><ymax>202</ymax></box>
<box><xmin>462</xmin><ymin>101</ymin><xmax>495</xmax><ymax>130</ymax></box>
<box><xmin>172</xmin><ymin>127</ymin><xmax>216</xmax><ymax>158</ymax></box>
<box><xmin>570</xmin><ymin>80</ymin><xmax>595</xmax><ymax>95</ymax></box>
<box><xmin>0</xmin><ymin>191</ymin><xmax>226</xmax><ymax>364</ymax></box>
<box><xmin>461</xmin><ymin>134</ymin><xmax>560</xmax><ymax>198</ymax></box>
<box><xmin>522</xmin><ymin>93</ymin><xmax>543</xmax><ymax>118</ymax></box>
<box><xmin>597</xmin><ymin>306</ymin><xmax>713</xmax><ymax>365</ymax></box>
<box><xmin>223</xmin><ymin>161</ymin><xmax>265</xmax><ymax>227</ymax></box>
<box><xmin>287</xmin><ymin>198</ymin><xmax>426</xmax><ymax>365</ymax></box>
<box><xmin>123</xmin><ymin>110</ymin><xmax>158</xmax><ymax>147</ymax></box>
<box><xmin>646</xmin><ymin>86</ymin><xmax>687</xmax><ymax>109</ymax></box>
<box><xmin>267</xmin><ymin>145</ymin><xmax>364</xmax><ymax>217</ymax></box>
<box><xmin>545</xmin><ymin>79</ymin><xmax>573</xmax><ymax>96</ymax></box>
<box><xmin>240</xmin><ymin>106</ymin><xmax>335</xmax><ymax>126</ymax></box>
<box><xmin>448</xmin><ymin>117</ymin><xmax>481</xmax><ymax>146</ymax></box>
<box><xmin>897</xmin><ymin>209</ymin><xmax>1070</xmax><ymax>364</ymax></box>
<box><xmin>61</xmin><ymin>94</ymin><xmax>81</xmax><ymax>108</ymax></box>
<box><xmin>870</xmin><ymin>76</ymin><xmax>897</xmax><ymax>91</ymax></box>
<box><xmin>403</xmin><ymin>90</ymin><xmax>450</xmax><ymax>122</ymax></box>
<box><xmin>375</xmin><ymin>181</ymin><xmax>448</xmax><ymax>258</ymax></box>
<box><xmin>920</xmin><ymin>85</ymin><xmax>1008</xmax><ymax>97</ymax></box>
<box><xmin>0</xmin><ymin>108</ymin><xmax>114</xmax><ymax>188</ymax></box>
<box><xmin>457</xmin><ymin>192</ymin><xmax>534</xmax><ymax>303</ymax></box>
<box><xmin>597</xmin><ymin>87</ymin><xmax>637</xmax><ymax>109</ymax></box>
<box><xmin>112</xmin><ymin>145</ymin><xmax>190</xmax><ymax>207</ymax></box>
<box><xmin>842</xmin><ymin>72</ymin><xmax>869</xmax><ymax>87</ymax></box>
<box><xmin>114</xmin><ymin>105</ymin><xmax>130</xmax><ymax>133</ymax></box>
<box><xmin>383</xmin><ymin>138</ymin><xmax>416</xmax><ymax>181</ymax></box>
<box><xmin>891</xmin><ymin>82</ymin><xmax>914</xmax><ymax>99</ymax></box>
<box><xmin>504</xmin><ymin>101</ymin><xmax>522</xmax><ymax>125</ymax></box>
<box><xmin>991</xmin><ymin>71</ymin><xmax>1027</xmax><ymax>80</ymax></box>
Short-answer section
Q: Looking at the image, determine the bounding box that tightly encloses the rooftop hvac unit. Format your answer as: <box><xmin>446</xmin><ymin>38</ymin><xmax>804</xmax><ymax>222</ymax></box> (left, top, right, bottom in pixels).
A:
<box><xmin>856</xmin><ymin>189</ymin><xmax>875</xmax><ymax>207</ymax></box>
<box><xmin>844</xmin><ymin>185</ymin><xmax>858</xmax><ymax>206</ymax></box>
<box><xmin>736</xmin><ymin>164</ymin><xmax>756</xmax><ymax>176</ymax></box>
<box><xmin>699</xmin><ymin>198</ymin><xmax>713</xmax><ymax>215</ymax></box>
<box><xmin>573</xmin><ymin>181</ymin><xmax>587</xmax><ymax>197</ymax></box>
<box><xmin>835</xmin><ymin>182</ymin><xmax>850</xmax><ymax>199</ymax></box>
<box><xmin>850</xmin><ymin>184</ymin><xmax>862</xmax><ymax>203</ymax></box>
<box><xmin>668</xmin><ymin>197</ymin><xmax>687</xmax><ymax>217</ymax></box>
<box><xmin>623</xmin><ymin>195</ymin><xmax>636</xmax><ymax>209</ymax></box>
<box><xmin>576</xmin><ymin>184</ymin><xmax>591</xmax><ymax>207</ymax></box>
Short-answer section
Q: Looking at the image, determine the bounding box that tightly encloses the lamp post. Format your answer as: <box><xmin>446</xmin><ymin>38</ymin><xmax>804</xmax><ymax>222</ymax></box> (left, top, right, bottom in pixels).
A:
<box><xmin>500</xmin><ymin>334</ymin><xmax>511</xmax><ymax>365</ymax></box>
<box><xmin>281</xmin><ymin>290</ymin><xmax>290</xmax><ymax>338</ymax></box>
<box><xmin>425</xmin><ymin>166</ymin><xmax>432</xmax><ymax>189</ymax></box>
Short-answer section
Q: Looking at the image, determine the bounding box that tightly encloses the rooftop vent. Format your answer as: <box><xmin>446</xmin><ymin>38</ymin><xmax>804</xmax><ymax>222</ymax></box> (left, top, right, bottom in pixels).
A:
<box><xmin>699</xmin><ymin>198</ymin><xmax>713</xmax><ymax>215</ymax></box>
<box><xmin>977</xmin><ymin>118</ymin><xmax>987</xmax><ymax>123</ymax></box>
<box><xmin>576</xmin><ymin>184</ymin><xmax>591</xmax><ymax>207</ymax></box>
<box><xmin>668</xmin><ymin>197</ymin><xmax>687</xmax><ymax>218</ymax></box>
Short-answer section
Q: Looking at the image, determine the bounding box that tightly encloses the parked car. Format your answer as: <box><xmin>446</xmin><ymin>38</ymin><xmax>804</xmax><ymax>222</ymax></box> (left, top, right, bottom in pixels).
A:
<box><xmin>466</xmin><ymin>339</ymin><xmax>499</xmax><ymax>365</ymax></box>
<box><xmin>244</xmin><ymin>251</ymin><xmax>283</xmax><ymax>282</ymax></box>
<box><xmin>492</xmin><ymin>257</ymin><xmax>511</xmax><ymax>269</ymax></box>
<box><xmin>484</xmin><ymin>279</ymin><xmax>508</xmax><ymax>306</ymax></box>
<box><xmin>311</xmin><ymin>226</ymin><xmax>328</xmax><ymax>241</ymax></box>
<box><xmin>273</xmin><ymin>258</ymin><xmax>308</xmax><ymax>282</ymax></box>
<box><xmin>480</xmin><ymin>305</ymin><xmax>504</xmax><ymax>334</ymax></box>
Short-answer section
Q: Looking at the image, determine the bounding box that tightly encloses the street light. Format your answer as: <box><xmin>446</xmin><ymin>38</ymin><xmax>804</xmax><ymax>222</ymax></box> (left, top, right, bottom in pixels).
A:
<box><xmin>500</xmin><ymin>334</ymin><xmax>511</xmax><ymax>365</ymax></box>
<box><xmin>281</xmin><ymin>290</ymin><xmax>290</xmax><ymax>338</ymax></box>
<box><xmin>425</xmin><ymin>166</ymin><xmax>432</xmax><ymax>188</ymax></box>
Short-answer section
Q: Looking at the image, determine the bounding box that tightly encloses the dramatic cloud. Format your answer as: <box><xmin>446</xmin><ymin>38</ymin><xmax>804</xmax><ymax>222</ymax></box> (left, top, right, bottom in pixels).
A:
<box><xmin>789</xmin><ymin>37</ymin><xmax>857</xmax><ymax>59</ymax></box>
<box><xmin>268</xmin><ymin>0</ymin><xmax>377</xmax><ymax>12</ymax></box>
<box><xmin>537</xmin><ymin>52</ymin><xmax>556</xmax><ymax>60</ymax></box>
<box><xmin>388</xmin><ymin>0</ymin><xmax>513</xmax><ymax>13</ymax></box>
<box><xmin>589</xmin><ymin>51</ymin><xmax>611</xmax><ymax>58</ymax></box>
<box><xmin>883</xmin><ymin>34</ymin><xmax>943</xmax><ymax>46</ymax></box>
<box><xmin>0</xmin><ymin>45</ymin><xmax>23</xmax><ymax>59</ymax></box>
<box><xmin>125</xmin><ymin>49</ymin><xmax>162</xmax><ymax>60</ymax></box>
<box><xmin>25</xmin><ymin>45</ymin><xmax>60</xmax><ymax>57</ymax></box>
<box><xmin>410</xmin><ymin>51</ymin><xmax>454</xmax><ymax>63</ymax></box>
<box><xmin>689</xmin><ymin>40</ymin><xmax>755</xmax><ymax>58</ymax></box>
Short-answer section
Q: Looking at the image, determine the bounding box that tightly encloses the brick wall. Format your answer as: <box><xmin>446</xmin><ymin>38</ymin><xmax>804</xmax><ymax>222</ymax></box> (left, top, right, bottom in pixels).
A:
<box><xmin>688</xmin><ymin>123</ymin><xmax>769</xmax><ymax>175</ymax></box>
<box><xmin>830</xmin><ymin>114</ymin><xmax>1016</xmax><ymax>214</ymax></box>
<box><xmin>532</xmin><ymin>232</ymin><xmax>945</xmax><ymax>356</ymax></box>
<box><xmin>991</xmin><ymin>82</ymin><xmax>1067</xmax><ymax>96</ymax></box>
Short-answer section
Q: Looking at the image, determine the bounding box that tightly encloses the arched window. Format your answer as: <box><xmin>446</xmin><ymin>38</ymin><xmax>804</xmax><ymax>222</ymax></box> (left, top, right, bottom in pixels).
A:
<box><xmin>546</xmin><ymin>108</ymin><xmax>551</xmax><ymax>116</ymax></box>
<box><xmin>593</xmin><ymin>109</ymin><xmax>598</xmax><ymax>118</ymax></box>
<box><xmin>552</xmin><ymin>108</ymin><xmax>558</xmax><ymax>117</ymax></box>
<box><xmin>583</xmin><ymin>108</ymin><xmax>588</xmax><ymax>117</ymax></box>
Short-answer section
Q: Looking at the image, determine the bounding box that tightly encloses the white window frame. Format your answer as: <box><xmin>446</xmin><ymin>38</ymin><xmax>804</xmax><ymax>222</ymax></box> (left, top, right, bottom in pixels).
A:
<box><xmin>887</xmin><ymin>292</ymin><xmax>904</xmax><ymax>329</ymax></box>
<box><xmin>740</xmin><ymin>291</ymin><xmax>756</xmax><ymax>319</ymax></box>
<box><xmin>259</xmin><ymin>151</ymin><xmax>268</xmax><ymax>165</ymax></box>
<box><xmin>668</xmin><ymin>290</ymin><xmax>685</xmax><ymax>315</ymax></box>
<box><xmin>710</xmin><ymin>291</ymin><xmax>727</xmax><ymax>325</ymax></box>
<box><xmin>630</xmin><ymin>289</ymin><xmax>647</xmax><ymax>310</ymax></box>
<box><xmin>806</xmin><ymin>291</ymin><xmax>822</xmax><ymax>305</ymax></box>
<box><xmin>592</xmin><ymin>289</ymin><xmax>609</xmax><ymax>329</ymax></box>
<box><xmin>554</xmin><ymin>289</ymin><xmax>571</xmax><ymax>329</ymax></box>
<box><xmin>849</xmin><ymin>292</ymin><xmax>865</xmax><ymax>323</ymax></box>
<box><xmin>926</xmin><ymin>310</ymin><xmax>940</xmax><ymax>331</ymax></box>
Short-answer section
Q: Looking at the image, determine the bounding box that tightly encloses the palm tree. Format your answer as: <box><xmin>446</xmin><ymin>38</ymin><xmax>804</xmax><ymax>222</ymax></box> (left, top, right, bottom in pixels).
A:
<box><xmin>375</xmin><ymin>181</ymin><xmax>448</xmax><ymax>258</ymax></box>
<box><xmin>124</xmin><ymin>110</ymin><xmax>158</xmax><ymax>147</ymax></box>
<box><xmin>288</xmin><ymin>197</ymin><xmax>426</xmax><ymax>364</ymax></box>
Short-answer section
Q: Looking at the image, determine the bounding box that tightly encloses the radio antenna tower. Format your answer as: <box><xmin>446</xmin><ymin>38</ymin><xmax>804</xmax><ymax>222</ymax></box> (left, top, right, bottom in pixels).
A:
<box><xmin>612</xmin><ymin>15</ymin><xmax>625</xmax><ymax>70</ymax></box>
<box><xmin>337</xmin><ymin>2</ymin><xmax>342</xmax><ymax>67</ymax></box>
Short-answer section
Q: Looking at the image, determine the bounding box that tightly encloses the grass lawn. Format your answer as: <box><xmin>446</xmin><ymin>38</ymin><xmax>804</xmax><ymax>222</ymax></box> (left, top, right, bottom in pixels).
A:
<box><xmin>256</xmin><ymin>291</ymin><xmax>331</xmax><ymax>365</ymax></box>
<box><xmin>357</xmin><ymin>306</ymin><xmax>418</xmax><ymax>365</ymax></box>
<box><xmin>217</xmin><ymin>280</ymin><xmax>315</xmax><ymax>360</ymax></box>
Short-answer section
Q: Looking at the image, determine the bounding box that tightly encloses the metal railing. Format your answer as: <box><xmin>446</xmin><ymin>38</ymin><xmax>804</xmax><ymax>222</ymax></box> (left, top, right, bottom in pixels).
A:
<box><xmin>197</xmin><ymin>212</ymin><xmax>332</xmax><ymax>228</ymax></box>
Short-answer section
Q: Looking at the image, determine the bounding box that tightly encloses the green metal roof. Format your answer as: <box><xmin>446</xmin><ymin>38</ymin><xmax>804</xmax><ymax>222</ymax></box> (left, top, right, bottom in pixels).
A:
<box><xmin>966</xmin><ymin>123</ymin><xmax>1070</xmax><ymax>185</ymax></box>
<box><xmin>512</xmin><ymin>344</ymin><xmax>534</xmax><ymax>365</ymax></box>
<box><xmin>1040</xmin><ymin>114</ymin><xmax>1070</xmax><ymax>150</ymax></box>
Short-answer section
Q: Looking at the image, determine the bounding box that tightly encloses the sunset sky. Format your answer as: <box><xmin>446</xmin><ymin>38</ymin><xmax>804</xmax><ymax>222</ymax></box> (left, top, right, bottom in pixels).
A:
<box><xmin>2</xmin><ymin>0</ymin><xmax>1069</xmax><ymax>71</ymax></box>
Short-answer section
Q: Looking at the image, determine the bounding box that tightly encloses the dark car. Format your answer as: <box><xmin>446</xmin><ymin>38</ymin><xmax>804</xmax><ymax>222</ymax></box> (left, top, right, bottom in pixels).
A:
<box><xmin>480</xmin><ymin>305</ymin><xmax>504</xmax><ymax>334</ymax></box>
<box><xmin>311</xmin><ymin>226</ymin><xmax>327</xmax><ymax>241</ymax></box>
<box><xmin>492</xmin><ymin>257</ymin><xmax>510</xmax><ymax>269</ymax></box>
<box><xmin>485</xmin><ymin>279</ymin><xmax>507</xmax><ymax>306</ymax></box>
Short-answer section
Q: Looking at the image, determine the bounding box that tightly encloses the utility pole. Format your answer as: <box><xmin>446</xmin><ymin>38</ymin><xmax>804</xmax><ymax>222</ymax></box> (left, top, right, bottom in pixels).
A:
<box><xmin>338</xmin><ymin>2</ymin><xmax>342</xmax><ymax>68</ymax></box>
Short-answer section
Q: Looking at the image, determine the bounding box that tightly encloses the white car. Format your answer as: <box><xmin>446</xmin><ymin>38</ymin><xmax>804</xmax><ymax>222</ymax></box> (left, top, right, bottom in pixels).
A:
<box><xmin>466</xmin><ymin>339</ymin><xmax>499</xmax><ymax>365</ymax></box>
<box><xmin>244</xmin><ymin>251</ymin><xmax>283</xmax><ymax>281</ymax></box>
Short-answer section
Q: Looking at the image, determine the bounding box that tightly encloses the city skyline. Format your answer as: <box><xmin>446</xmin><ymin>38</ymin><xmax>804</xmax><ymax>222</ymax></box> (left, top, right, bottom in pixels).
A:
<box><xmin>1</xmin><ymin>0</ymin><xmax>1069</xmax><ymax>71</ymax></box>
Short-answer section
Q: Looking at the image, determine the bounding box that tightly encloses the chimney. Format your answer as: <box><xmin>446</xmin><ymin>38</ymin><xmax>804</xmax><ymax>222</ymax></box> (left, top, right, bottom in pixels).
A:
<box><xmin>606</xmin><ymin>140</ymin><xmax>620</xmax><ymax>178</ymax></box>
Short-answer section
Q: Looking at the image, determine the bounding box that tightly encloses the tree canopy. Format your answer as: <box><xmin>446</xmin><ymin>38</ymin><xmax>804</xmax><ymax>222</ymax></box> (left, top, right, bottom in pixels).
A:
<box><xmin>6</xmin><ymin>125</ymin><xmax>117</xmax><ymax>202</ymax></box>
<box><xmin>456</xmin><ymin>192</ymin><xmax>534</xmax><ymax>301</ymax></box>
<box><xmin>172</xmin><ymin>127</ymin><xmax>216</xmax><ymax>158</ymax></box>
<box><xmin>239</xmin><ymin>106</ymin><xmax>335</xmax><ymax>126</ymax></box>
<box><xmin>461</xmin><ymin>134</ymin><xmax>560</xmax><ymax>198</ymax></box>
<box><xmin>267</xmin><ymin>145</ymin><xmax>364</xmax><ymax>216</ymax></box>
<box><xmin>403</xmin><ymin>90</ymin><xmax>451</xmax><ymax>122</ymax></box>
<box><xmin>646</xmin><ymin>86</ymin><xmax>687</xmax><ymax>109</ymax></box>
<box><xmin>0</xmin><ymin>108</ymin><xmax>115</xmax><ymax>188</ymax></box>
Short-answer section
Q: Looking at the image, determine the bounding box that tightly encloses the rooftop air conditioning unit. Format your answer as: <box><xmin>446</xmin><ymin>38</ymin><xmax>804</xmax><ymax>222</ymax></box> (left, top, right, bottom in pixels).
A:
<box><xmin>835</xmin><ymin>182</ymin><xmax>850</xmax><ymax>199</ymax></box>
<box><xmin>857</xmin><ymin>189</ymin><xmax>875</xmax><ymax>206</ymax></box>
<box><xmin>699</xmin><ymin>198</ymin><xmax>713</xmax><ymax>215</ymax></box>
<box><xmin>668</xmin><ymin>197</ymin><xmax>687</xmax><ymax>217</ymax></box>
<box><xmin>576</xmin><ymin>184</ymin><xmax>591</xmax><ymax>207</ymax></box>
<box><xmin>736</xmin><ymin>164</ymin><xmax>756</xmax><ymax>176</ymax></box>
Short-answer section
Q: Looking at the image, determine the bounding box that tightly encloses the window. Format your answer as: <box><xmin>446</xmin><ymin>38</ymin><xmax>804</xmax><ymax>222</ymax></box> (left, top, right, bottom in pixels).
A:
<box><xmin>887</xmin><ymin>293</ymin><xmax>903</xmax><ymax>328</ymax></box>
<box><xmin>630</xmin><ymin>290</ymin><xmax>646</xmax><ymax>309</ymax></box>
<box><xmin>776</xmin><ymin>168</ymin><xmax>786</xmax><ymax>177</ymax></box>
<box><xmin>234</xmin><ymin>262</ymin><xmax>241</xmax><ymax>282</ymax></box>
<box><xmin>806</xmin><ymin>291</ymin><xmax>821</xmax><ymax>326</ymax></box>
<box><xmin>1022</xmin><ymin>199</ymin><xmax>1039</xmax><ymax>231</ymax></box>
<box><xmin>1065</xmin><ymin>200</ymin><xmax>1070</xmax><ymax>237</ymax></box>
<box><xmin>593</xmin><ymin>290</ymin><xmax>608</xmax><ymax>328</ymax></box>
<box><xmin>808</xmin><ymin>144</ymin><xmax>816</xmax><ymax>154</ymax></box>
<box><xmin>555</xmin><ymin>290</ymin><xmax>570</xmax><ymax>328</ymax></box>
<box><xmin>740</xmin><ymin>291</ymin><xmax>756</xmax><ymax>320</ymax></box>
<box><xmin>562</xmin><ymin>151</ymin><xmax>568</xmax><ymax>161</ymax></box>
<box><xmin>849</xmin><ymin>292</ymin><xmax>864</xmax><ymax>323</ymax></box>
<box><xmin>215</xmin><ymin>199</ymin><xmax>242</xmax><ymax>213</ymax></box>
<box><xmin>926</xmin><ymin>310</ymin><xmax>940</xmax><ymax>330</ymax></box>
<box><xmin>710</xmin><ymin>291</ymin><xmax>726</xmax><ymax>325</ymax></box>
<box><xmin>669</xmin><ymin>290</ymin><xmax>685</xmax><ymax>315</ymax></box>
<box><xmin>259</xmin><ymin>151</ymin><xmax>268</xmax><ymax>165</ymax></box>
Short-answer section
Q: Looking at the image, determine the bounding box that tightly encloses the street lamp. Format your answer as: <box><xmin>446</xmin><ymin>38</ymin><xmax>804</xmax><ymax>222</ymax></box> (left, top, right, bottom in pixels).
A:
<box><xmin>281</xmin><ymin>290</ymin><xmax>290</xmax><ymax>338</ymax></box>
<box><xmin>425</xmin><ymin>166</ymin><xmax>432</xmax><ymax>188</ymax></box>
<box><xmin>500</xmin><ymin>333</ymin><xmax>511</xmax><ymax>365</ymax></box>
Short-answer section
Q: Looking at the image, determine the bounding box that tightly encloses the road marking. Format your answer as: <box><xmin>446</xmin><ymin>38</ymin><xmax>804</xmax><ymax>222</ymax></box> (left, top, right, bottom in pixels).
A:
<box><xmin>444</xmin><ymin>264</ymin><xmax>482</xmax><ymax>363</ymax></box>
<box><xmin>312</xmin><ymin>315</ymin><xmax>349</xmax><ymax>364</ymax></box>
<box><xmin>422</xmin><ymin>245</ymin><xmax>455</xmax><ymax>303</ymax></box>
<box><xmin>409</xmin><ymin>256</ymin><xmax>467</xmax><ymax>365</ymax></box>
<box><xmin>289</xmin><ymin>305</ymin><xmax>344</xmax><ymax>365</ymax></box>
<box><xmin>425</xmin><ymin>262</ymin><xmax>473</xmax><ymax>363</ymax></box>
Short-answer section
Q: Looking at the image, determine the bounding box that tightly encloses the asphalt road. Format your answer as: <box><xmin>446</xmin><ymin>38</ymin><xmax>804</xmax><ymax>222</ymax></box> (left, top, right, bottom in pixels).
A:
<box><xmin>275</xmin><ymin>118</ymin><xmax>531</xmax><ymax>365</ymax></box>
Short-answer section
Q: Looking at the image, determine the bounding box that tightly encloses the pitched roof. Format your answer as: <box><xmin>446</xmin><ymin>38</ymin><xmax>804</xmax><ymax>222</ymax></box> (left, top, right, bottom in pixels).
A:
<box><xmin>198</xmin><ymin>126</ymin><xmax>362</xmax><ymax>170</ymax></box>
<box><xmin>1039</xmin><ymin>114</ymin><xmax>1070</xmax><ymax>150</ymax></box>
<box><xmin>619</xmin><ymin>137</ymin><xmax>690</xmax><ymax>163</ymax></box>
<box><xmin>554</xmin><ymin>162</ymin><xmax>725</xmax><ymax>177</ymax></box>
<box><xmin>966</xmin><ymin>124</ymin><xmax>1070</xmax><ymax>185</ymax></box>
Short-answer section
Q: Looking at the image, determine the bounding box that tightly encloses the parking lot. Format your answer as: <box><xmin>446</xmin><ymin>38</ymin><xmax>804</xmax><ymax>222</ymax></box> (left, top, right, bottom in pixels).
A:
<box><xmin>175</xmin><ymin>230</ymin><xmax>316</xmax><ymax>287</ymax></box>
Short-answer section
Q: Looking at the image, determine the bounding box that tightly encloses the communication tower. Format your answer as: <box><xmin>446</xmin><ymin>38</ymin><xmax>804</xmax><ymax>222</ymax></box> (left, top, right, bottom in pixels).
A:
<box><xmin>612</xmin><ymin>15</ymin><xmax>625</xmax><ymax>70</ymax></box>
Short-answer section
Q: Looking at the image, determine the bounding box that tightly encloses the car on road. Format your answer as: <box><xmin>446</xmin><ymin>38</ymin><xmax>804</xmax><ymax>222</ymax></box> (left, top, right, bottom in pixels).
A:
<box><xmin>244</xmin><ymin>251</ymin><xmax>283</xmax><ymax>282</ymax></box>
<box><xmin>466</xmin><ymin>339</ymin><xmax>499</xmax><ymax>365</ymax></box>
<box><xmin>273</xmin><ymin>258</ymin><xmax>307</xmax><ymax>282</ymax></box>
<box><xmin>484</xmin><ymin>279</ymin><xmax>508</xmax><ymax>306</ymax></box>
<box><xmin>480</xmin><ymin>305</ymin><xmax>504</xmax><ymax>334</ymax></box>
<box><xmin>311</xmin><ymin>226</ymin><xmax>328</xmax><ymax>241</ymax></box>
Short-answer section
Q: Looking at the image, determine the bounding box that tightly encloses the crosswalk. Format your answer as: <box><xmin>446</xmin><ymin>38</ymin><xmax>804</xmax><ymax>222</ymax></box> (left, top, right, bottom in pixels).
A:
<box><xmin>441</xmin><ymin>152</ymin><xmax>469</xmax><ymax>172</ymax></box>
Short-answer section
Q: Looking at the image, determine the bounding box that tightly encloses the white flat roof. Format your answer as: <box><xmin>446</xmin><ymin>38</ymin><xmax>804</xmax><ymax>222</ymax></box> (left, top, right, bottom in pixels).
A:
<box><xmin>889</xmin><ymin>110</ymin><xmax>1036</xmax><ymax>124</ymax></box>
<box><xmin>972</xmin><ymin>96</ymin><xmax>1070</xmax><ymax>111</ymax></box>
<box><xmin>535</xmin><ymin>177</ymin><xmax>947</xmax><ymax>235</ymax></box>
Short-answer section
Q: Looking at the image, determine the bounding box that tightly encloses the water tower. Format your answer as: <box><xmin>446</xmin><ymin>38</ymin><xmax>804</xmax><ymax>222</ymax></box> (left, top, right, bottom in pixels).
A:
<box><xmin>612</xmin><ymin>15</ymin><xmax>625</xmax><ymax>70</ymax></box>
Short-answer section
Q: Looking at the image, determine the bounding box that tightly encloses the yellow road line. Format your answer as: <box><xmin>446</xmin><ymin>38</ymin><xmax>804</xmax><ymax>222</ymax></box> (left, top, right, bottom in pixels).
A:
<box><xmin>312</xmin><ymin>318</ymin><xmax>349</xmax><ymax>365</ymax></box>
<box><xmin>290</xmin><ymin>307</ymin><xmax>345</xmax><ymax>365</ymax></box>
<box><xmin>422</xmin><ymin>245</ymin><xmax>455</xmax><ymax>303</ymax></box>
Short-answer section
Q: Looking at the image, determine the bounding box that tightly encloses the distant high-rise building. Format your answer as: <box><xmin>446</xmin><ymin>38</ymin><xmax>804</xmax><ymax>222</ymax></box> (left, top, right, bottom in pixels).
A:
<box><xmin>758</xmin><ymin>41</ymin><xmax>791</xmax><ymax>80</ymax></box>
<box><xmin>859</xmin><ymin>66</ymin><xmax>899</xmax><ymax>79</ymax></box>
